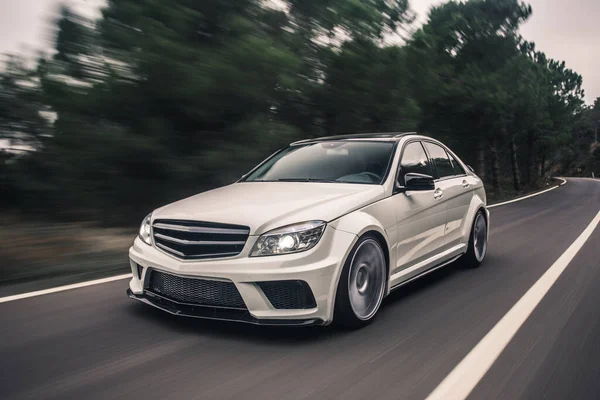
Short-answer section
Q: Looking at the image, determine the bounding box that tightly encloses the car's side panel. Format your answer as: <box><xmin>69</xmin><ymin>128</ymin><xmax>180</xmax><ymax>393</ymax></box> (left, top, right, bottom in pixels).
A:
<box><xmin>440</xmin><ymin>176</ymin><xmax>474</xmax><ymax>247</ymax></box>
<box><xmin>389</xmin><ymin>139</ymin><xmax>449</xmax><ymax>278</ymax></box>
<box><xmin>391</xmin><ymin>188</ymin><xmax>447</xmax><ymax>275</ymax></box>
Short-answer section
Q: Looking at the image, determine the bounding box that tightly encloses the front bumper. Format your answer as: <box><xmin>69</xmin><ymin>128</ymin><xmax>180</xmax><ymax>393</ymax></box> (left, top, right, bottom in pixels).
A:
<box><xmin>127</xmin><ymin>225</ymin><xmax>357</xmax><ymax>325</ymax></box>
<box><xmin>126</xmin><ymin>289</ymin><xmax>324</xmax><ymax>326</ymax></box>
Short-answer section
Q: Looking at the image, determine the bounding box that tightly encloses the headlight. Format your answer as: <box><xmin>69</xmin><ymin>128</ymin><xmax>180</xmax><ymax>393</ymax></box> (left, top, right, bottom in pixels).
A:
<box><xmin>250</xmin><ymin>221</ymin><xmax>326</xmax><ymax>257</ymax></box>
<box><xmin>138</xmin><ymin>213</ymin><xmax>152</xmax><ymax>245</ymax></box>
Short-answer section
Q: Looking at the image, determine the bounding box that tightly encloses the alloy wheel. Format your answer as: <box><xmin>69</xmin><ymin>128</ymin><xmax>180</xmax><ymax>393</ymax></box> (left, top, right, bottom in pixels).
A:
<box><xmin>347</xmin><ymin>239</ymin><xmax>386</xmax><ymax>321</ymax></box>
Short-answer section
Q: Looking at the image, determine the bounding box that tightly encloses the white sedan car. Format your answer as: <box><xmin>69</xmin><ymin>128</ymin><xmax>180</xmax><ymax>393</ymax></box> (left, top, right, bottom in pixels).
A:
<box><xmin>128</xmin><ymin>133</ymin><xmax>489</xmax><ymax>328</ymax></box>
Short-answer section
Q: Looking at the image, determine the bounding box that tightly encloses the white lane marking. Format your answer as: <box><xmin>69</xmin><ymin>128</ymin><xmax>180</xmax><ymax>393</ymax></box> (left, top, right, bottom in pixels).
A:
<box><xmin>427</xmin><ymin>209</ymin><xmax>600</xmax><ymax>400</ymax></box>
<box><xmin>488</xmin><ymin>179</ymin><xmax>566</xmax><ymax>209</ymax></box>
<box><xmin>0</xmin><ymin>273</ymin><xmax>132</xmax><ymax>304</ymax></box>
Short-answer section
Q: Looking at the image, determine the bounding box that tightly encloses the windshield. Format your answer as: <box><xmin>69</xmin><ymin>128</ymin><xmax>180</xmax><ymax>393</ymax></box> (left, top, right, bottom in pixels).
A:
<box><xmin>243</xmin><ymin>141</ymin><xmax>396</xmax><ymax>184</ymax></box>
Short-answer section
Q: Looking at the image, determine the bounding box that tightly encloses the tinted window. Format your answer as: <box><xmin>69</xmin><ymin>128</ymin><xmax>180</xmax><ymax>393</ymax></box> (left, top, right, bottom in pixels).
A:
<box><xmin>399</xmin><ymin>142</ymin><xmax>432</xmax><ymax>182</ymax></box>
<box><xmin>244</xmin><ymin>141</ymin><xmax>395</xmax><ymax>184</ymax></box>
<box><xmin>424</xmin><ymin>142</ymin><xmax>454</xmax><ymax>178</ymax></box>
<box><xmin>449</xmin><ymin>153</ymin><xmax>466</xmax><ymax>176</ymax></box>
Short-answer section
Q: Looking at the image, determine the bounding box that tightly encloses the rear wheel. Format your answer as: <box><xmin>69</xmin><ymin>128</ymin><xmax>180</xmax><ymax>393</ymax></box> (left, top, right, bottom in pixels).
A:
<box><xmin>334</xmin><ymin>235</ymin><xmax>387</xmax><ymax>329</ymax></box>
<box><xmin>463</xmin><ymin>210</ymin><xmax>488</xmax><ymax>268</ymax></box>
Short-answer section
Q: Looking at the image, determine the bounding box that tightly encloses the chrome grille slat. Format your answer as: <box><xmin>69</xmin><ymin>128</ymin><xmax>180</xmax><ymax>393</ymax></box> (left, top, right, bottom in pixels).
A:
<box><xmin>156</xmin><ymin>242</ymin><xmax>240</xmax><ymax>258</ymax></box>
<box><xmin>152</xmin><ymin>219</ymin><xmax>249</xmax><ymax>260</ymax></box>
<box><xmin>154</xmin><ymin>232</ymin><xmax>246</xmax><ymax>246</ymax></box>
<box><xmin>153</xmin><ymin>223</ymin><xmax>249</xmax><ymax>235</ymax></box>
<box><xmin>155</xmin><ymin>242</ymin><xmax>186</xmax><ymax>257</ymax></box>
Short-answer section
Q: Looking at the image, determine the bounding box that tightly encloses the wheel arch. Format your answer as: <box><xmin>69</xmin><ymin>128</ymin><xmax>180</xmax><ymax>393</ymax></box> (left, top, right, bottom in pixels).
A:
<box><xmin>328</xmin><ymin>210</ymin><xmax>394</xmax><ymax>323</ymax></box>
<box><xmin>461</xmin><ymin>193</ymin><xmax>489</xmax><ymax>243</ymax></box>
<box><xmin>329</xmin><ymin>228</ymin><xmax>391</xmax><ymax>326</ymax></box>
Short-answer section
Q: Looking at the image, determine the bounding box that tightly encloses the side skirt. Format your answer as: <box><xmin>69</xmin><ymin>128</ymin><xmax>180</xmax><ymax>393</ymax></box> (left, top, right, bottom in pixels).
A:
<box><xmin>389</xmin><ymin>253</ymin><xmax>463</xmax><ymax>293</ymax></box>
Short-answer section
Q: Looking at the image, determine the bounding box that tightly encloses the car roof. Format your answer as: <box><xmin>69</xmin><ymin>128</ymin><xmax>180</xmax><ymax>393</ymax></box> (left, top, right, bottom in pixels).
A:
<box><xmin>291</xmin><ymin>132</ymin><xmax>418</xmax><ymax>145</ymax></box>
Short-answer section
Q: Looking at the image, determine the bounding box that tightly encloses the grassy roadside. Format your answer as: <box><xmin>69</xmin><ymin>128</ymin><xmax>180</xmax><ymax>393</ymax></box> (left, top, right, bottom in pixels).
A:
<box><xmin>0</xmin><ymin>214</ymin><xmax>135</xmax><ymax>296</ymax></box>
<box><xmin>0</xmin><ymin>177</ymin><xmax>566</xmax><ymax>297</ymax></box>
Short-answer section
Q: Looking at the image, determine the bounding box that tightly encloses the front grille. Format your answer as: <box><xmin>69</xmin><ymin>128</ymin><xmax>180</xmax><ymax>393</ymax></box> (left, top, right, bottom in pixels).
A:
<box><xmin>152</xmin><ymin>219</ymin><xmax>250</xmax><ymax>260</ymax></box>
<box><xmin>147</xmin><ymin>270</ymin><xmax>246</xmax><ymax>309</ymax></box>
<box><xmin>257</xmin><ymin>280</ymin><xmax>317</xmax><ymax>309</ymax></box>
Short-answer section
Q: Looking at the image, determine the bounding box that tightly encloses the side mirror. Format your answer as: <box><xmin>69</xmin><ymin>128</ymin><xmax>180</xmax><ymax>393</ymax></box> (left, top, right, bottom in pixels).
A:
<box><xmin>402</xmin><ymin>173</ymin><xmax>435</xmax><ymax>191</ymax></box>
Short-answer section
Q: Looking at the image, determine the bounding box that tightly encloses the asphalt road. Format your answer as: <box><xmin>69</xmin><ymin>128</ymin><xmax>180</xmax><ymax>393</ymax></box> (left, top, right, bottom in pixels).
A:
<box><xmin>1</xmin><ymin>178</ymin><xmax>599</xmax><ymax>400</ymax></box>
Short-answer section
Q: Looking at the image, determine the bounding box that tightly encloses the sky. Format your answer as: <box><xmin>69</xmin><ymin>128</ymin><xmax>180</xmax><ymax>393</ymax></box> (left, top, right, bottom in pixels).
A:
<box><xmin>0</xmin><ymin>0</ymin><xmax>598</xmax><ymax>104</ymax></box>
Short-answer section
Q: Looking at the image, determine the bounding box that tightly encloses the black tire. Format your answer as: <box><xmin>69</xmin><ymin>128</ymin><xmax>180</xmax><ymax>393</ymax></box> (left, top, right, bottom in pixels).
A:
<box><xmin>462</xmin><ymin>210</ymin><xmax>488</xmax><ymax>269</ymax></box>
<box><xmin>333</xmin><ymin>234</ymin><xmax>387</xmax><ymax>329</ymax></box>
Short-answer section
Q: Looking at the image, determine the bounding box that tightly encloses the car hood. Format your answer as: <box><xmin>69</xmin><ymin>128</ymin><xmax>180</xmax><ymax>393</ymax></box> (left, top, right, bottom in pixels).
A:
<box><xmin>152</xmin><ymin>182</ymin><xmax>386</xmax><ymax>235</ymax></box>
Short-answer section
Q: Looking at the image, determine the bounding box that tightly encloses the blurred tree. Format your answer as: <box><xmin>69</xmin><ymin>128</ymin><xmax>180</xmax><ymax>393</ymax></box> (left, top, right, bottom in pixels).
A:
<box><xmin>407</xmin><ymin>0</ymin><xmax>584</xmax><ymax>193</ymax></box>
<box><xmin>0</xmin><ymin>0</ymin><xmax>593</xmax><ymax>221</ymax></box>
<box><xmin>29</xmin><ymin>0</ymin><xmax>307</xmax><ymax>222</ymax></box>
<box><xmin>0</xmin><ymin>56</ymin><xmax>50</xmax><ymax>152</ymax></box>
<box><xmin>287</xmin><ymin>0</ymin><xmax>412</xmax><ymax>39</ymax></box>
<box><xmin>408</xmin><ymin>0</ymin><xmax>532</xmax><ymax>193</ymax></box>
<box><xmin>320</xmin><ymin>39</ymin><xmax>419</xmax><ymax>133</ymax></box>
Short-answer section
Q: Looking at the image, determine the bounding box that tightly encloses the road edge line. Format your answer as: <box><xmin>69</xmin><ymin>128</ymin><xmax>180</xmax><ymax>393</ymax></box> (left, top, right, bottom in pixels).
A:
<box><xmin>488</xmin><ymin>178</ymin><xmax>567</xmax><ymax>209</ymax></box>
<box><xmin>0</xmin><ymin>273</ymin><xmax>133</xmax><ymax>304</ymax></box>
<box><xmin>426</xmin><ymin>209</ymin><xmax>600</xmax><ymax>400</ymax></box>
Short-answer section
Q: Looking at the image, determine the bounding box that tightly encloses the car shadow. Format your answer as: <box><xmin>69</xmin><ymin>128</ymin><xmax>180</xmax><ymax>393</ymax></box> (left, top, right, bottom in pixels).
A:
<box><xmin>125</xmin><ymin>259</ymin><xmax>469</xmax><ymax>344</ymax></box>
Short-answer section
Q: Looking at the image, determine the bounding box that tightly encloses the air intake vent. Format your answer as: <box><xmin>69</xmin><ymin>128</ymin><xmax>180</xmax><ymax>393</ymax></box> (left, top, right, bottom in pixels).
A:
<box><xmin>147</xmin><ymin>270</ymin><xmax>246</xmax><ymax>309</ymax></box>
<box><xmin>152</xmin><ymin>219</ymin><xmax>250</xmax><ymax>260</ymax></box>
<box><xmin>257</xmin><ymin>280</ymin><xmax>317</xmax><ymax>309</ymax></box>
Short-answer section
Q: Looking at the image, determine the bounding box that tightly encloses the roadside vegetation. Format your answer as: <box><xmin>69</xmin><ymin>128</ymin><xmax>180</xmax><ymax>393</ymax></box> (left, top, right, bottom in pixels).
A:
<box><xmin>0</xmin><ymin>212</ymin><xmax>133</xmax><ymax>292</ymax></box>
<box><xmin>0</xmin><ymin>0</ymin><xmax>598</xmax><ymax>287</ymax></box>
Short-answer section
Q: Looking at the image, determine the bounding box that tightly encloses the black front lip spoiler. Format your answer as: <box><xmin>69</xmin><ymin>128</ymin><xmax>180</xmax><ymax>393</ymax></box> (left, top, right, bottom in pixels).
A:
<box><xmin>127</xmin><ymin>289</ymin><xmax>324</xmax><ymax>326</ymax></box>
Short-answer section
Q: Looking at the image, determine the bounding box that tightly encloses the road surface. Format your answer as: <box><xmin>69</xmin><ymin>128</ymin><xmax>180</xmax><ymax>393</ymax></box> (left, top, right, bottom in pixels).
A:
<box><xmin>1</xmin><ymin>178</ymin><xmax>599</xmax><ymax>400</ymax></box>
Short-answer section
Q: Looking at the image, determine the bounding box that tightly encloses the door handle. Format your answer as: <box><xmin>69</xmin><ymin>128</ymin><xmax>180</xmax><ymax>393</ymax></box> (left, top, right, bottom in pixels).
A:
<box><xmin>462</xmin><ymin>180</ymin><xmax>470</xmax><ymax>188</ymax></box>
<box><xmin>433</xmin><ymin>188</ymin><xmax>444</xmax><ymax>200</ymax></box>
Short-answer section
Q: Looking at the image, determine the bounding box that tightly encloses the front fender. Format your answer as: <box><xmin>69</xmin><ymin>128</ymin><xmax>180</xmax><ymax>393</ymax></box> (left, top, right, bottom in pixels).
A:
<box><xmin>330</xmin><ymin>210</ymin><xmax>390</xmax><ymax>242</ymax></box>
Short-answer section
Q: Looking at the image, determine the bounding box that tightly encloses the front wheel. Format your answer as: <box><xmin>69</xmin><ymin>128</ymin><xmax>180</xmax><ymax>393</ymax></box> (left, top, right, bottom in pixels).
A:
<box><xmin>462</xmin><ymin>210</ymin><xmax>488</xmax><ymax>268</ymax></box>
<box><xmin>334</xmin><ymin>235</ymin><xmax>387</xmax><ymax>329</ymax></box>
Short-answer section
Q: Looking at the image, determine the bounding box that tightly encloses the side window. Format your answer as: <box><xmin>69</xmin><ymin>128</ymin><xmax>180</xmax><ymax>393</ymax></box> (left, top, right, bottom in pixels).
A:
<box><xmin>423</xmin><ymin>142</ymin><xmax>454</xmax><ymax>179</ymax></box>
<box><xmin>448</xmin><ymin>152</ymin><xmax>466</xmax><ymax>176</ymax></box>
<box><xmin>399</xmin><ymin>142</ymin><xmax>432</xmax><ymax>183</ymax></box>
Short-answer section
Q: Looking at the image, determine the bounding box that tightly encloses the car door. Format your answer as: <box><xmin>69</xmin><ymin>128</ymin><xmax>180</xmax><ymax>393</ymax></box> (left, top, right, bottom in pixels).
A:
<box><xmin>391</xmin><ymin>141</ymin><xmax>448</xmax><ymax>281</ymax></box>
<box><xmin>422</xmin><ymin>141</ymin><xmax>473</xmax><ymax>249</ymax></box>
<box><xmin>445</xmin><ymin>148</ymin><xmax>477</xmax><ymax>247</ymax></box>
